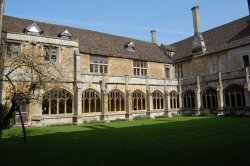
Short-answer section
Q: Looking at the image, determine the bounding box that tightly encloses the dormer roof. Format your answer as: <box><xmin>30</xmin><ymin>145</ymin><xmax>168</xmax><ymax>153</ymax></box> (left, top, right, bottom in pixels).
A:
<box><xmin>60</xmin><ymin>29</ymin><xmax>72</xmax><ymax>40</ymax></box>
<box><xmin>24</xmin><ymin>22</ymin><xmax>42</xmax><ymax>35</ymax></box>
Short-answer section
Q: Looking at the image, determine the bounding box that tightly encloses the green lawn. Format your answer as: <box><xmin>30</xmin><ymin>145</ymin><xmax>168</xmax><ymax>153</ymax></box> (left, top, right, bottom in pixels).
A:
<box><xmin>1</xmin><ymin>117</ymin><xmax>250</xmax><ymax>166</ymax></box>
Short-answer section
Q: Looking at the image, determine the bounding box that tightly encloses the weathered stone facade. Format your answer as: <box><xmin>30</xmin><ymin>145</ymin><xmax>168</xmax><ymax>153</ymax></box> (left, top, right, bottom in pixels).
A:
<box><xmin>1</xmin><ymin>6</ymin><xmax>250</xmax><ymax>126</ymax></box>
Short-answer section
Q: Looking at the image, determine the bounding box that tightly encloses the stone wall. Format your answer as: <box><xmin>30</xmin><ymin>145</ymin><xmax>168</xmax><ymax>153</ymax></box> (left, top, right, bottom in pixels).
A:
<box><xmin>176</xmin><ymin>45</ymin><xmax>250</xmax><ymax>78</ymax></box>
<box><xmin>80</xmin><ymin>54</ymin><xmax>173</xmax><ymax>78</ymax></box>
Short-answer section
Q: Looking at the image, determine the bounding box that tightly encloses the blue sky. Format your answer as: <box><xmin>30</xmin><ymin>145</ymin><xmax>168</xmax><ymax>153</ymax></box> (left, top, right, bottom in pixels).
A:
<box><xmin>4</xmin><ymin>0</ymin><xmax>248</xmax><ymax>44</ymax></box>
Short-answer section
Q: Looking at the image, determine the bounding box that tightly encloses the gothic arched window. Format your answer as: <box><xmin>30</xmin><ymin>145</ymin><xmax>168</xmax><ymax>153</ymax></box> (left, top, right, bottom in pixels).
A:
<box><xmin>152</xmin><ymin>90</ymin><xmax>164</xmax><ymax>110</ymax></box>
<box><xmin>170</xmin><ymin>91</ymin><xmax>179</xmax><ymax>109</ymax></box>
<box><xmin>202</xmin><ymin>88</ymin><xmax>217</xmax><ymax>109</ymax></box>
<box><xmin>225</xmin><ymin>85</ymin><xmax>245</xmax><ymax>108</ymax></box>
<box><xmin>42</xmin><ymin>88</ymin><xmax>73</xmax><ymax>115</ymax></box>
<box><xmin>132</xmin><ymin>90</ymin><xmax>146</xmax><ymax>111</ymax></box>
<box><xmin>108</xmin><ymin>90</ymin><xmax>125</xmax><ymax>112</ymax></box>
<box><xmin>183</xmin><ymin>90</ymin><xmax>195</xmax><ymax>109</ymax></box>
<box><xmin>82</xmin><ymin>89</ymin><xmax>101</xmax><ymax>113</ymax></box>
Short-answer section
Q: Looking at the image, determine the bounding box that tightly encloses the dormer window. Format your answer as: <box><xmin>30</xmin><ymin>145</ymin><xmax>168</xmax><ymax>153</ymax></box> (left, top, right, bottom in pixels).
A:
<box><xmin>60</xmin><ymin>29</ymin><xmax>72</xmax><ymax>40</ymax></box>
<box><xmin>125</xmin><ymin>41</ymin><xmax>135</xmax><ymax>52</ymax></box>
<box><xmin>25</xmin><ymin>23</ymin><xmax>42</xmax><ymax>36</ymax></box>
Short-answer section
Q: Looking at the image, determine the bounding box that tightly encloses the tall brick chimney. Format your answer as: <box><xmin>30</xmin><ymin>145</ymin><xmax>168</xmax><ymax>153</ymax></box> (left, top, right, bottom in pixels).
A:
<box><xmin>151</xmin><ymin>30</ymin><xmax>156</xmax><ymax>44</ymax></box>
<box><xmin>191</xmin><ymin>6</ymin><xmax>206</xmax><ymax>55</ymax></box>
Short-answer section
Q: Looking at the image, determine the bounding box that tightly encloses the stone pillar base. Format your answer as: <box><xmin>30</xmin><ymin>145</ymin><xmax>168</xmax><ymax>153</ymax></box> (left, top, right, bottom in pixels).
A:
<box><xmin>195</xmin><ymin>110</ymin><xmax>201</xmax><ymax>116</ymax></box>
<box><xmin>73</xmin><ymin>115</ymin><xmax>83</xmax><ymax>125</ymax></box>
<box><xmin>100</xmin><ymin>114</ymin><xmax>111</xmax><ymax>122</ymax></box>
<box><xmin>125</xmin><ymin>113</ymin><xmax>133</xmax><ymax>120</ymax></box>
<box><xmin>217</xmin><ymin>110</ymin><xmax>224</xmax><ymax>116</ymax></box>
<box><xmin>146</xmin><ymin>111</ymin><xmax>152</xmax><ymax>118</ymax></box>
<box><xmin>164</xmin><ymin>111</ymin><xmax>172</xmax><ymax>117</ymax></box>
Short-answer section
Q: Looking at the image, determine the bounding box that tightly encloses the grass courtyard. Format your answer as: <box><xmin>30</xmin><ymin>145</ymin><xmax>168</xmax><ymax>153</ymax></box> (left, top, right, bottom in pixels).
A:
<box><xmin>1</xmin><ymin>117</ymin><xmax>250</xmax><ymax>166</ymax></box>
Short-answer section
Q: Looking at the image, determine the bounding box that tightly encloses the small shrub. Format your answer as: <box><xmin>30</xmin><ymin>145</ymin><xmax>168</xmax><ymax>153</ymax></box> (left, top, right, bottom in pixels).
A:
<box><xmin>133</xmin><ymin>115</ymin><xmax>150</xmax><ymax>120</ymax></box>
<box><xmin>111</xmin><ymin>119</ymin><xmax>128</xmax><ymax>122</ymax></box>
<box><xmin>171</xmin><ymin>113</ymin><xmax>180</xmax><ymax>117</ymax></box>
<box><xmin>200</xmin><ymin>109</ymin><xmax>210</xmax><ymax>116</ymax></box>
<box><xmin>155</xmin><ymin>115</ymin><xmax>166</xmax><ymax>119</ymax></box>
<box><xmin>83</xmin><ymin>119</ymin><xmax>104</xmax><ymax>124</ymax></box>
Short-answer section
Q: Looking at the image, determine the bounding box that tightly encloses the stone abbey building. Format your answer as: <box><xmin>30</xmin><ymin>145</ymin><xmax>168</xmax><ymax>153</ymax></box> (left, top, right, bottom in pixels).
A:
<box><xmin>1</xmin><ymin>5</ymin><xmax>250</xmax><ymax>125</ymax></box>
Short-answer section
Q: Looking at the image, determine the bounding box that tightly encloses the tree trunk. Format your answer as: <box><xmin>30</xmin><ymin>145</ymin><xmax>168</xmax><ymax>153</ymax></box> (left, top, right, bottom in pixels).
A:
<box><xmin>17</xmin><ymin>108</ymin><xmax>26</xmax><ymax>142</ymax></box>
<box><xmin>0</xmin><ymin>101</ymin><xmax>16</xmax><ymax>131</ymax></box>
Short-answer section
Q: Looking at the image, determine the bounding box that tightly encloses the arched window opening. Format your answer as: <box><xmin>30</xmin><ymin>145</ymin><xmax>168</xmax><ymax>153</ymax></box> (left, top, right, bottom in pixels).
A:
<box><xmin>82</xmin><ymin>89</ymin><xmax>101</xmax><ymax>113</ymax></box>
<box><xmin>225</xmin><ymin>85</ymin><xmax>245</xmax><ymax>108</ymax></box>
<box><xmin>132</xmin><ymin>90</ymin><xmax>146</xmax><ymax>111</ymax></box>
<box><xmin>42</xmin><ymin>88</ymin><xmax>73</xmax><ymax>115</ymax></box>
<box><xmin>152</xmin><ymin>90</ymin><xmax>164</xmax><ymax>110</ymax></box>
<box><xmin>170</xmin><ymin>91</ymin><xmax>179</xmax><ymax>109</ymax></box>
<box><xmin>108</xmin><ymin>90</ymin><xmax>125</xmax><ymax>112</ymax></box>
<box><xmin>202</xmin><ymin>88</ymin><xmax>217</xmax><ymax>109</ymax></box>
<box><xmin>183</xmin><ymin>90</ymin><xmax>195</xmax><ymax>109</ymax></box>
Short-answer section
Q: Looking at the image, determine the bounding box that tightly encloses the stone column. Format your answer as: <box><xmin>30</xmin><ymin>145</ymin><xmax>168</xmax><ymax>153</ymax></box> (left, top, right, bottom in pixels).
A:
<box><xmin>244</xmin><ymin>67</ymin><xmax>250</xmax><ymax>108</ymax></box>
<box><xmin>73</xmin><ymin>49</ymin><xmax>82</xmax><ymax>124</ymax></box>
<box><xmin>103</xmin><ymin>92</ymin><xmax>110</xmax><ymax>121</ymax></box>
<box><xmin>126</xmin><ymin>90</ymin><xmax>133</xmax><ymax>120</ymax></box>
<box><xmin>217</xmin><ymin>72</ymin><xmax>224</xmax><ymax>114</ymax></box>
<box><xmin>103</xmin><ymin>93</ymin><xmax>109</xmax><ymax>113</ymax></box>
<box><xmin>178</xmin><ymin>79</ymin><xmax>183</xmax><ymax>114</ymax></box>
<box><xmin>145</xmin><ymin>77</ymin><xmax>151</xmax><ymax>117</ymax></box>
<box><xmin>146</xmin><ymin>90</ymin><xmax>153</xmax><ymax>118</ymax></box>
<box><xmin>195</xmin><ymin>76</ymin><xmax>201</xmax><ymax>114</ymax></box>
<box><xmin>246</xmin><ymin>67</ymin><xmax>249</xmax><ymax>84</ymax></box>
<box><xmin>73</xmin><ymin>83</ymin><xmax>82</xmax><ymax>124</ymax></box>
<box><xmin>164</xmin><ymin>90</ymin><xmax>171</xmax><ymax>117</ymax></box>
<box><xmin>244</xmin><ymin>86</ymin><xmax>250</xmax><ymax>107</ymax></box>
<box><xmin>99</xmin><ymin>75</ymin><xmax>108</xmax><ymax>121</ymax></box>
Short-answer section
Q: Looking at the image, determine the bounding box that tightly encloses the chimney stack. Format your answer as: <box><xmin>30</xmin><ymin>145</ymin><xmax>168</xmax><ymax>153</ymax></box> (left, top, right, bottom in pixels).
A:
<box><xmin>151</xmin><ymin>30</ymin><xmax>156</xmax><ymax>44</ymax></box>
<box><xmin>191</xmin><ymin>6</ymin><xmax>201</xmax><ymax>35</ymax></box>
<box><xmin>248</xmin><ymin>0</ymin><xmax>250</xmax><ymax>15</ymax></box>
<box><xmin>191</xmin><ymin>6</ymin><xmax>206</xmax><ymax>55</ymax></box>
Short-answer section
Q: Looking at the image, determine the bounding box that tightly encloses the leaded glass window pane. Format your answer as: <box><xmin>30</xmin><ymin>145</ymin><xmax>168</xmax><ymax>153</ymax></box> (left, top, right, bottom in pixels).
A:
<box><xmin>51</xmin><ymin>48</ymin><xmax>57</xmax><ymax>63</ymax></box>
<box><xmin>44</xmin><ymin>47</ymin><xmax>57</xmax><ymax>63</ymax></box>
<box><xmin>133</xmin><ymin>60</ymin><xmax>147</xmax><ymax>76</ymax></box>
<box><xmin>44</xmin><ymin>48</ymin><xmax>50</xmax><ymax>61</ymax></box>
<box><xmin>6</xmin><ymin>43</ymin><xmax>11</xmax><ymax>57</ymax></box>
<box><xmin>89</xmin><ymin>56</ymin><xmax>108</xmax><ymax>74</ymax></box>
<box><xmin>13</xmin><ymin>44</ymin><xmax>20</xmax><ymax>58</ymax></box>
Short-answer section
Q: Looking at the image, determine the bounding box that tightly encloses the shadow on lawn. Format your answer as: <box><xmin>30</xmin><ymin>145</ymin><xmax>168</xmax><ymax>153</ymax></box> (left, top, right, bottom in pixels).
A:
<box><xmin>1</xmin><ymin>117</ymin><xmax>250</xmax><ymax>166</ymax></box>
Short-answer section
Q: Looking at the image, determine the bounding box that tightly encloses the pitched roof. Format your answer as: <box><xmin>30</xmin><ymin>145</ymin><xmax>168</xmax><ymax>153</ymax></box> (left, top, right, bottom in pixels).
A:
<box><xmin>169</xmin><ymin>16</ymin><xmax>250</xmax><ymax>61</ymax></box>
<box><xmin>2</xmin><ymin>15</ymin><xmax>172</xmax><ymax>63</ymax></box>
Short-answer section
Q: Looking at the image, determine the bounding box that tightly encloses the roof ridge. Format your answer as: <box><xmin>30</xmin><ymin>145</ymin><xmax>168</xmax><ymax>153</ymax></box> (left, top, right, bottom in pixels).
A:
<box><xmin>4</xmin><ymin>15</ymin><xmax>154</xmax><ymax>45</ymax></box>
<box><xmin>170</xmin><ymin>15</ymin><xmax>249</xmax><ymax>46</ymax></box>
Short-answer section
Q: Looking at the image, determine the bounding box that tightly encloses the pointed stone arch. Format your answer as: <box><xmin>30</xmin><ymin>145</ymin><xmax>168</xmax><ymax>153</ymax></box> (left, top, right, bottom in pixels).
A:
<box><xmin>202</xmin><ymin>87</ymin><xmax>217</xmax><ymax>109</ymax></box>
<box><xmin>82</xmin><ymin>89</ymin><xmax>101</xmax><ymax>113</ymax></box>
<box><xmin>132</xmin><ymin>90</ymin><xmax>146</xmax><ymax>111</ymax></box>
<box><xmin>183</xmin><ymin>90</ymin><xmax>195</xmax><ymax>109</ymax></box>
<box><xmin>169</xmin><ymin>90</ymin><xmax>179</xmax><ymax>109</ymax></box>
<box><xmin>42</xmin><ymin>88</ymin><xmax>73</xmax><ymax>115</ymax></box>
<box><xmin>152</xmin><ymin>90</ymin><xmax>164</xmax><ymax>110</ymax></box>
<box><xmin>224</xmin><ymin>84</ymin><xmax>245</xmax><ymax>108</ymax></box>
<box><xmin>108</xmin><ymin>89</ymin><xmax>125</xmax><ymax>112</ymax></box>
